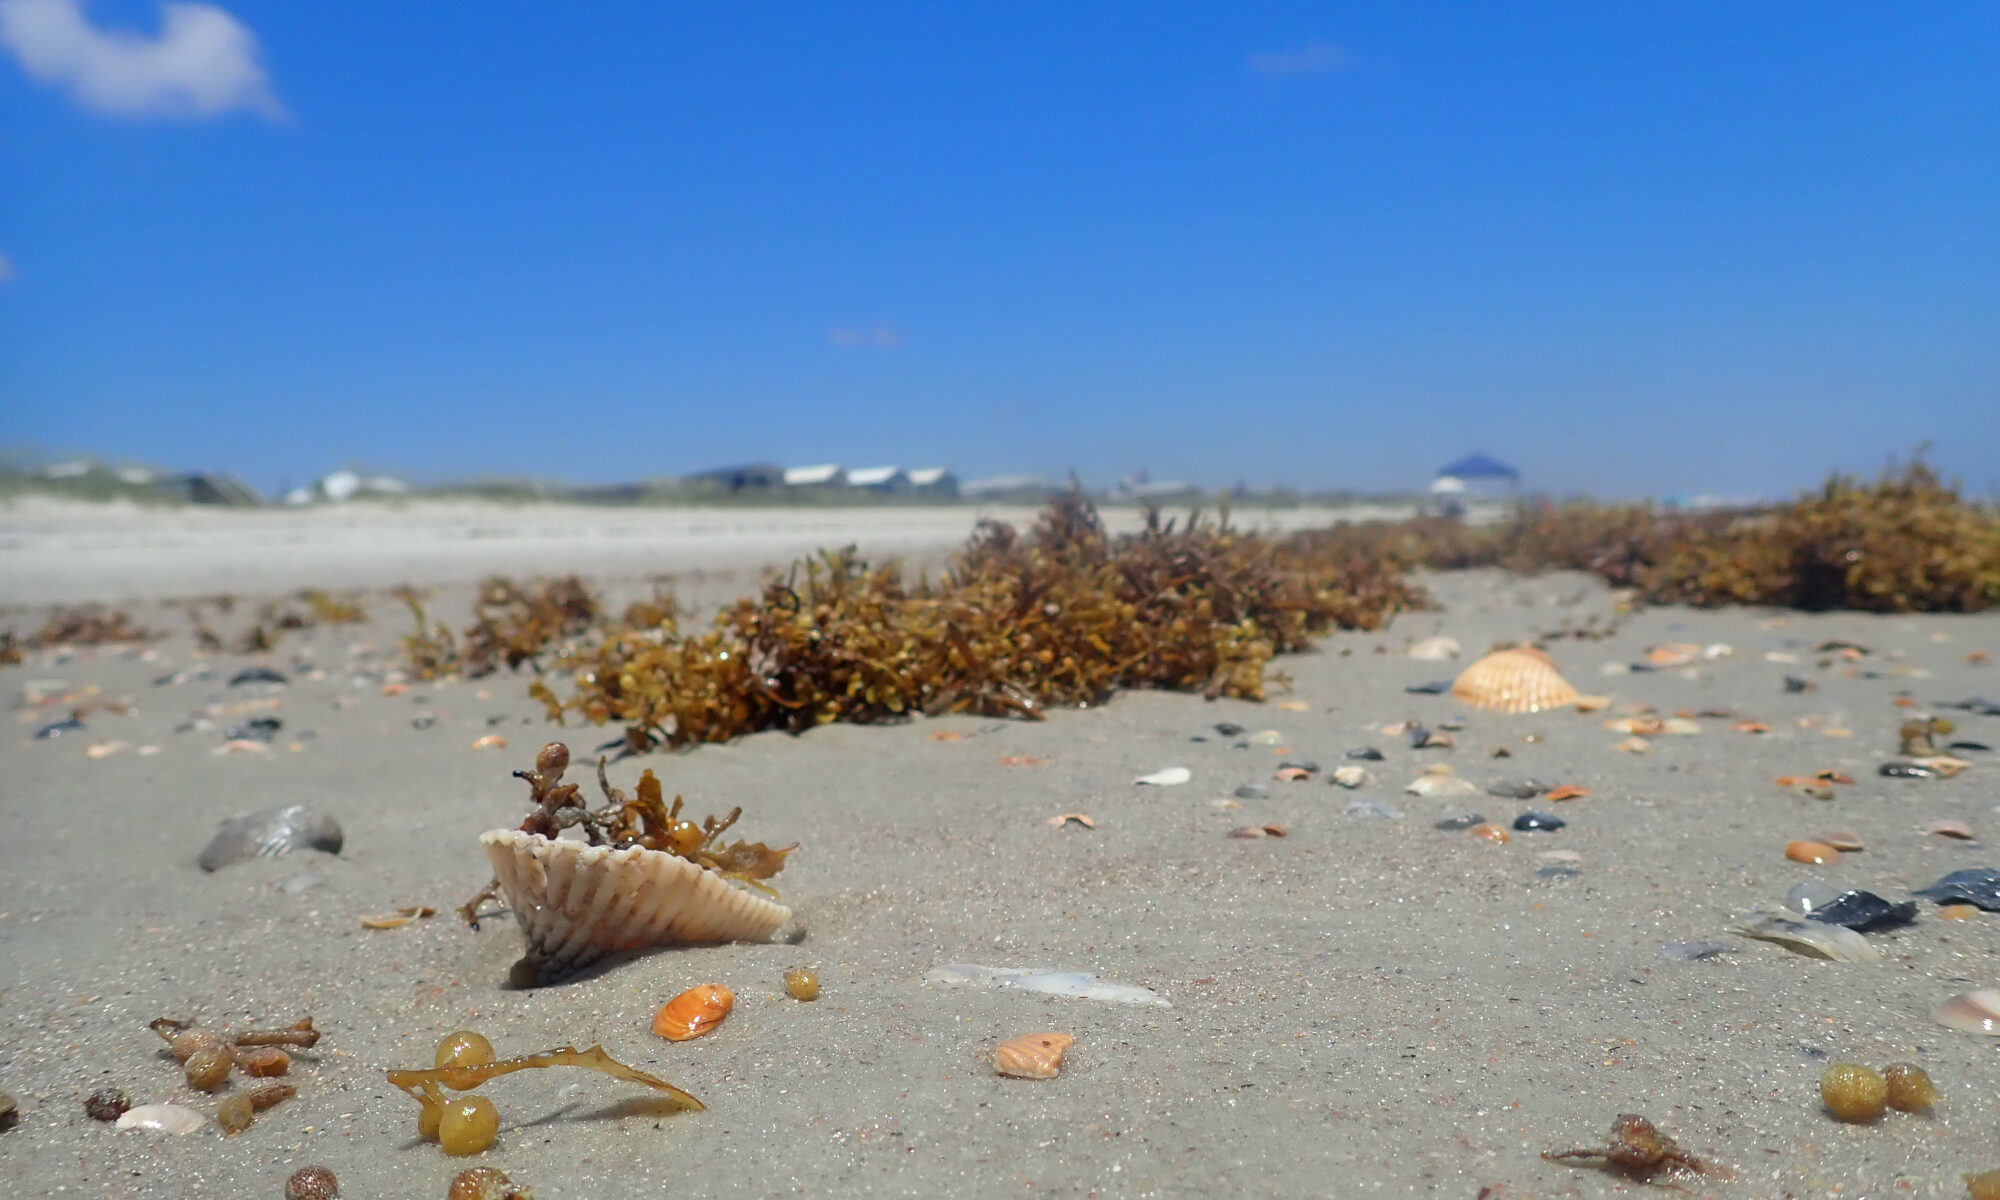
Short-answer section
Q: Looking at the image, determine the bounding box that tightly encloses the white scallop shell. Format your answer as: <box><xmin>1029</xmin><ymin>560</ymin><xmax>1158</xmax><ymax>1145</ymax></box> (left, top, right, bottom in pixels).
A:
<box><xmin>1932</xmin><ymin>988</ymin><xmax>2000</xmax><ymax>1034</ymax></box>
<box><xmin>481</xmin><ymin>830</ymin><xmax>792</xmax><ymax>983</ymax></box>
<box><xmin>1450</xmin><ymin>649</ymin><xmax>1581</xmax><ymax>714</ymax></box>
<box><xmin>115</xmin><ymin>1103</ymin><xmax>207</xmax><ymax>1134</ymax></box>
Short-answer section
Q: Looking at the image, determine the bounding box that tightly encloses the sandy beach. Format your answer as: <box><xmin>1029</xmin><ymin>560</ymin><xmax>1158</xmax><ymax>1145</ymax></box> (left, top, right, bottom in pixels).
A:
<box><xmin>3</xmin><ymin>510</ymin><xmax>1998</xmax><ymax>1199</ymax></box>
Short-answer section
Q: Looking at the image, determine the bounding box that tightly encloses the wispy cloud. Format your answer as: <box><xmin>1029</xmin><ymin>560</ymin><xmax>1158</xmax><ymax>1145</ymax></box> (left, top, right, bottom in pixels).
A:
<box><xmin>828</xmin><ymin>323</ymin><xmax>903</xmax><ymax>350</ymax></box>
<box><xmin>0</xmin><ymin>0</ymin><xmax>281</xmax><ymax>120</ymax></box>
<box><xmin>1246</xmin><ymin>39</ymin><xmax>1353</xmax><ymax>80</ymax></box>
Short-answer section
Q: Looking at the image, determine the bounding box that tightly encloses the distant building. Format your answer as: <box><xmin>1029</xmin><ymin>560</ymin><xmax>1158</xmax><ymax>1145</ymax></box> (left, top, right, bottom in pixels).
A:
<box><xmin>682</xmin><ymin>462</ymin><xmax>783</xmax><ymax>492</ymax></box>
<box><xmin>284</xmin><ymin>469</ymin><xmax>412</xmax><ymax>505</ymax></box>
<box><xmin>845</xmin><ymin>466</ymin><xmax>909</xmax><ymax>493</ymax></box>
<box><xmin>783</xmin><ymin>463</ymin><xmax>845</xmax><ymax>487</ymax></box>
<box><xmin>960</xmin><ymin>474</ymin><xmax>1053</xmax><ymax>499</ymax></box>
<box><xmin>175</xmin><ymin>472</ymin><xmax>264</xmax><ymax>506</ymax></box>
<box><xmin>906</xmin><ymin>467</ymin><xmax>957</xmax><ymax>496</ymax></box>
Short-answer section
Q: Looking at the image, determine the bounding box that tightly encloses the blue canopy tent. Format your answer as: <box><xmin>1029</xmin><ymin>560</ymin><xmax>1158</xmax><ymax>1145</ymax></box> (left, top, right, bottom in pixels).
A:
<box><xmin>1429</xmin><ymin>453</ymin><xmax>1519</xmax><ymax>514</ymax></box>
<box><xmin>1434</xmin><ymin>453</ymin><xmax>1519</xmax><ymax>483</ymax></box>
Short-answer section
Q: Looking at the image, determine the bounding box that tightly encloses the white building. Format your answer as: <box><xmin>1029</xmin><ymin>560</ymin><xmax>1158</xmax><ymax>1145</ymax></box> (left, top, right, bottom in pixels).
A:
<box><xmin>783</xmin><ymin>463</ymin><xmax>845</xmax><ymax>487</ymax></box>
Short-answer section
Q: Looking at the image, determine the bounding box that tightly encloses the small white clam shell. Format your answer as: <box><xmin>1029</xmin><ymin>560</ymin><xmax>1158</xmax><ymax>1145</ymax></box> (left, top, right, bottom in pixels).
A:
<box><xmin>1403</xmin><ymin>775</ymin><xmax>1479</xmax><ymax>798</ymax></box>
<box><xmin>1732</xmin><ymin>911</ymin><xmax>1879</xmax><ymax>963</ymax></box>
<box><xmin>1133</xmin><ymin>767</ymin><xmax>1191</xmax><ymax>786</ymax></box>
<box><xmin>1330</xmin><ymin>765</ymin><xmax>1374</xmax><ymax>789</ymax></box>
<box><xmin>1407</xmin><ymin>636</ymin><xmax>1461</xmax><ymax>661</ymax></box>
<box><xmin>115</xmin><ymin>1103</ymin><xmax>207</xmax><ymax>1134</ymax></box>
<box><xmin>1932</xmin><ymin>989</ymin><xmax>2000</xmax><ymax>1034</ymax></box>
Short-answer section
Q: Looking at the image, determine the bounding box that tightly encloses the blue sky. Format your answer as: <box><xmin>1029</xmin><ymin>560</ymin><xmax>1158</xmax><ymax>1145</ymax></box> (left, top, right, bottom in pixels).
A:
<box><xmin>3</xmin><ymin>2</ymin><xmax>1996</xmax><ymax>499</ymax></box>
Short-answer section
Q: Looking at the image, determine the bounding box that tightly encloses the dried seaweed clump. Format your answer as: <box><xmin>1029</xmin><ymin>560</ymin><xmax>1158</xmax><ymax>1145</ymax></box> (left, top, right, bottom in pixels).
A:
<box><xmin>28</xmin><ymin>604</ymin><xmax>158</xmax><ymax>649</ymax></box>
<box><xmin>402</xmin><ymin>577</ymin><xmax>600</xmax><ymax>679</ymax></box>
<box><xmin>554</xmin><ymin>491</ymin><xmax>1425</xmax><ymax>748</ymax></box>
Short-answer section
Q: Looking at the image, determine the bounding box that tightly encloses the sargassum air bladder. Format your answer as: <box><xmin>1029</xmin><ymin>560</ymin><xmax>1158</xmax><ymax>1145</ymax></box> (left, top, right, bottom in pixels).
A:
<box><xmin>481</xmin><ymin>830</ymin><xmax>792</xmax><ymax>983</ymax></box>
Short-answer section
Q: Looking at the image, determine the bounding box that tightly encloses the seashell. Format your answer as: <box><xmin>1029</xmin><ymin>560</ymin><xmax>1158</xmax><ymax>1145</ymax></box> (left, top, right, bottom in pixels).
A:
<box><xmin>1248</xmin><ymin>730</ymin><xmax>1283</xmax><ymax>746</ymax></box>
<box><xmin>1806</xmin><ymin>890</ymin><xmax>1917</xmax><ymax>932</ymax></box>
<box><xmin>1660</xmin><ymin>718</ymin><xmax>1702</xmax><ymax>736</ymax></box>
<box><xmin>1486</xmin><ymin>778</ymin><xmax>1548</xmax><ymax>799</ymax></box>
<box><xmin>1733</xmin><ymin>720</ymin><xmax>1772</xmax><ymax>733</ymax></box>
<box><xmin>1407</xmin><ymin>636</ymin><xmax>1461</xmax><ymax>661</ymax></box>
<box><xmin>1921</xmin><ymin>819</ymin><xmax>1976</xmax><ymax>840</ymax></box>
<box><xmin>1912</xmin><ymin>755</ymin><xmax>1973</xmax><ymax>778</ymax></box>
<box><xmin>115</xmin><ymin>1103</ymin><xmax>207</xmax><ymax>1134</ymax></box>
<box><xmin>1344</xmin><ymin>747</ymin><xmax>1384</xmax><ymax>761</ymax></box>
<box><xmin>199</xmin><ymin>805</ymin><xmax>343</xmax><ymax>872</ymax></box>
<box><xmin>1915</xmin><ymin>867</ymin><xmax>2000</xmax><ymax>910</ymax></box>
<box><xmin>1572</xmin><ymin>695</ymin><xmax>1611</xmax><ymax>713</ymax></box>
<box><xmin>1643</xmin><ymin>643</ymin><xmax>1702</xmax><ymax>668</ymax></box>
<box><xmin>480</xmin><ymin>830</ymin><xmax>791</xmax><ymax>984</ymax></box>
<box><xmin>924</xmin><ymin>964</ymin><xmax>1169</xmax><ymax>1006</ymax></box>
<box><xmin>1434</xmin><ymin>813</ymin><xmax>1485</xmax><ymax>831</ymax></box>
<box><xmin>1545</xmin><ymin>784</ymin><xmax>1591</xmax><ymax>802</ymax></box>
<box><xmin>1785</xmin><ymin>840</ymin><xmax>1839</xmax><ymax>865</ymax></box>
<box><xmin>994</xmin><ymin>1032</ymin><xmax>1073</xmax><ymax>1080</ymax></box>
<box><xmin>1450</xmin><ymin>649</ymin><xmax>1580</xmax><ymax>714</ymax></box>
<box><xmin>1932</xmin><ymin>989</ymin><xmax>2000</xmax><ymax>1034</ymax></box>
<box><xmin>1044</xmin><ymin>813</ymin><xmax>1095</xmax><ymax>829</ymax></box>
<box><xmin>1468</xmin><ymin>822</ymin><xmax>1510</xmax><ymax>843</ymax></box>
<box><xmin>1732</xmin><ymin>910</ymin><xmax>1880</xmax><ymax>962</ymax></box>
<box><xmin>1615</xmin><ymin>736</ymin><xmax>1651</xmax><ymax>754</ymax></box>
<box><xmin>1785</xmin><ymin>879</ymin><xmax>1843</xmax><ymax>915</ymax></box>
<box><xmin>1404</xmin><ymin>775</ymin><xmax>1479</xmax><ymax>798</ymax></box>
<box><xmin>1330</xmin><ymin>765</ymin><xmax>1374</xmax><ymax>789</ymax></box>
<box><xmin>1273</xmin><ymin>767</ymin><xmax>1312</xmax><ymax>783</ymax></box>
<box><xmin>1816</xmin><ymin>831</ymin><xmax>1865</xmax><ymax>851</ymax></box>
<box><xmin>1939</xmin><ymin>903</ymin><xmax>1978</xmax><ymax>920</ymax></box>
<box><xmin>1134</xmin><ymin>767</ymin><xmax>1191</xmax><ymax>786</ymax></box>
<box><xmin>471</xmin><ymin>734</ymin><xmax>508</xmax><ymax>750</ymax></box>
<box><xmin>86</xmin><ymin>739</ymin><xmax>128</xmax><ymax>759</ymax></box>
<box><xmin>652</xmin><ymin>983</ymin><xmax>734</xmax><ymax>1041</ymax></box>
<box><xmin>1603</xmin><ymin>716</ymin><xmax>1664</xmax><ymax>735</ymax></box>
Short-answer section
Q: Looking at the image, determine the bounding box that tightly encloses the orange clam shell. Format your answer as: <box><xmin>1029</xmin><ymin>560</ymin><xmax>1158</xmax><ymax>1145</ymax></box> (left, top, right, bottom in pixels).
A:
<box><xmin>1450</xmin><ymin>649</ymin><xmax>1581</xmax><ymax>714</ymax></box>
<box><xmin>652</xmin><ymin>983</ymin><xmax>734</xmax><ymax>1042</ymax></box>
<box><xmin>1784</xmin><ymin>840</ymin><xmax>1839</xmax><ymax>865</ymax></box>
<box><xmin>994</xmin><ymin>1032</ymin><xmax>1074</xmax><ymax>1080</ymax></box>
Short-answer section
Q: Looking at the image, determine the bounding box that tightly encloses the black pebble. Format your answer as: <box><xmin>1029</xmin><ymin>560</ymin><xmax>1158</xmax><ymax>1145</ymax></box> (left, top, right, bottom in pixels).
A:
<box><xmin>1948</xmin><ymin>741</ymin><xmax>1992</xmax><ymax>753</ymax></box>
<box><xmin>1434</xmin><ymin>813</ymin><xmax>1485</xmax><ymax>831</ymax></box>
<box><xmin>1806</xmin><ymin>889</ymin><xmax>1919</xmax><ymax>932</ymax></box>
<box><xmin>412</xmin><ymin>714</ymin><xmax>436</xmax><ymax>730</ymax></box>
<box><xmin>1405</xmin><ymin>680</ymin><xmax>1451</xmax><ymax>695</ymax></box>
<box><xmin>229</xmin><ymin>667</ymin><xmax>288</xmax><ymax>686</ymax></box>
<box><xmin>1234</xmin><ymin>784</ymin><xmax>1269</xmax><ymax>800</ymax></box>
<box><xmin>1783</xmin><ymin>675</ymin><xmax>1814</xmax><ymax>693</ymax></box>
<box><xmin>1880</xmin><ymin>760</ymin><xmax>1938</xmax><ymax>778</ymax></box>
<box><xmin>34</xmin><ymin>718</ymin><xmax>85</xmax><ymax>739</ymax></box>
<box><xmin>1214</xmin><ymin>723</ymin><xmax>1245</xmax><ymax>737</ymax></box>
<box><xmin>1345</xmin><ymin>747</ymin><xmax>1384</xmax><ymax>761</ymax></box>
<box><xmin>1277</xmin><ymin>761</ymin><xmax>1319</xmax><ymax>774</ymax></box>
<box><xmin>1915</xmin><ymin>867</ymin><xmax>2000</xmax><ymax>911</ymax></box>
<box><xmin>223</xmin><ymin>716</ymin><xmax>283</xmax><ymax>742</ymax></box>
<box><xmin>1487</xmin><ymin>779</ymin><xmax>1548</xmax><ymax>799</ymax></box>
<box><xmin>1513</xmin><ymin>812</ymin><xmax>1565</xmax><ymax>832</ymax></box>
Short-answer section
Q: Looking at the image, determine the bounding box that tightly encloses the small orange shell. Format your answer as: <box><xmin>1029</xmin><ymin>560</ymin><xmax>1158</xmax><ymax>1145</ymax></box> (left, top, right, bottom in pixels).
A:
<box><xmin>1468</xmin><ymin>822</ymin><xmax>1511</xmax><ymax>844</ymax></box>
<box><xmin>1785</xmin><ymin>840</ymin><xmax>1839</xmax><ymax>865</ymax></box>
<box><xmin>1545</xmin><ymin>784</ymin><xmax>1591</xmax><ymax>802</ymax></box>
<box><xmin>1733</xmin><ymin>720</ymin><xmax>1772</xmax><ymax>734</ymax></box>
<box><xmin>1273</xmin><ymin>766</ymin><xmax>1312</xmax><ymax>782</ymax></box>
<box><xmin>994</xmin><ymin>1032</ymin><xmax>1073</xmax><ymax>1079</ymax></box>
<box><xmin>1451</xmin><ymin>649</ymin><xmax>1581</xmax><ymax>714</ymax></box>
<box><xmin>652</xmin><ymin>983</ymin><xmax>734</xmax><ymax>1041</ymax></box>
<box><xmin>1921</xmin><ymin>819</ymin><xmax>1976</xmax><ymax>840</ymax></box>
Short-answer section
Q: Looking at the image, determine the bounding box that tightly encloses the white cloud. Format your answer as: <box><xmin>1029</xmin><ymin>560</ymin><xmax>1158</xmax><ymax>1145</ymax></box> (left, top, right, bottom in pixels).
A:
<box><xmin>1246</xmin><ymin>39</ymin><xmax>1353</xmax><ymax>79</ymax></box>
<box><xmin>0</xmin><ymin>0</ymin><xmax>281</xmax><ymax>119</ymax></box>
<box><xmin>828</xmin><ymin>323</ymin><xmax>903</xmax><ymax>350</ymax></box>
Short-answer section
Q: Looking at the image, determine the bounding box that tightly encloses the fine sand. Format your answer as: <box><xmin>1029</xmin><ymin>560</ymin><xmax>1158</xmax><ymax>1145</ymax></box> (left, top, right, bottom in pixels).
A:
<box><xmin>3</xmin><ymin>513</ymin><xmax>1998</xmax><ymax>1199</ymax></box>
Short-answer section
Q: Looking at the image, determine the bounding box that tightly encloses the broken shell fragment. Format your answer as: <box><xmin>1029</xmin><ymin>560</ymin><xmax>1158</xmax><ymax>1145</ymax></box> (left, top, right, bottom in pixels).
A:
<box><xmin>1615</xmin><ymin>736</ymin><xmax>1651</xmax><ymax>754</ymax></box>
<box><xmin>1915</xmin><ymin>868</ymin><xmax>2000</xmax><ymax>910</ymax></box>
<box><xmin>114</xmin><ymin>1103</ymin><xmax>207</xmax><ymax>1134</ymax></box>
<box><xmin>1921</xmin><ymin>819</ymin><xmax>1976</xmax><ymax>840</ymax></box>
<box><xmin>480</xmin><ymin>830</ymin><xmax>792</xmax><ymax>985</ymax></box>
<box><xmin>1404</xmin><ymin>775</ymin><xmax>1480</xmax><ymax>798</ymax></box>
<box><xmin>1407</xmin><ymin>636</ymin><xmax>1461</xmax><ymax>661</ymax></box>
<box><xmin>993</xmin><ymin>1032</ymin><xmax>1074</xmax><ymax>1079</ymax></box>
<box><xmin>1545</xmin><ymin>784</ymin><xmax>1591</xmax><ymax>802</ymax></box>
<box><xmin>1816</xmin><ymin>831</ymin><xmax>1865</xmax><ymax>851</ymax></box>
<box><xmin>1133</xmin><ymin>767</ymin><xmax>1191</xmax><ymax>786</ymax></box>
<box><xmin>1932</xmin><ymin>989</ymin><xmax>2000</xmax><ymax>1034</ymax></box>
<box><xmin>199</xmin><ymin>805</ymin><xmax>344</xmax><ymax>871</ymax></box>
<box><xmin>652</xmin><ymin>983</ymin><xmax>733</xmax><ymax>1041</ymax></box>
<box><xmin>1733</xmin><ymin>910</ymin><xmax>1880</xmax><ymax>962</ymax></box>
<box><xmin>1330</xmin><ymin>766</ymin><xmax>1373</xmax><ymax>789</ymax></box>
<box><xmin>1450</xmin><ymin>649</ymin><xmax>1581</xmax><ymax>714</ymax></box>
<box><xmin>1468</xmin><ymin>822</ymin><xmax>1511</xmax><ymax>843</ymax></box>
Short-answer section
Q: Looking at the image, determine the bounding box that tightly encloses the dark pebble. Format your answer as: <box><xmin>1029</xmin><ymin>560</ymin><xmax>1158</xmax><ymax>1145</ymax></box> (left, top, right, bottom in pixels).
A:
<box><xmin>1486</xmin><ymin>779</ymin><xmax>1548</xmax><ymax>799</ymax></box>
<box><xmin>1188</xmin><ymin>735</ymin><xmax>1208</xmax><ymax>743</ymax></box>
<box><xmin>229</xmin><ymin>667</ymin><xmax>288</xmax><ymax>686</ymax></box>
<box><xmin>1345</xmin><ymin>747</ymin><xmax>1384</xmax><ymax>761</ymax></box>
<box><xmin>1940</xmin><ymin>697</ymin><xmax>2000</xmax><ymax>716</ymax></box>
<box><xmin>1214</xmin><ymin>723</ymin><xmax>1245</xmax><ymax>737</ymax></box>
<box><xmin>1915</xmin><ymin>867</ymin><xmax>2000</xmax><ymax>911</ymax></box>
<box><xmin>34</xmin><ymin>718</ymin><xmax>85</xmax><ymax>740</ymax></box>
<box><xmin>1948</xmin><ymin>741</ymin><xmax>1992</xmax><ymax>752</ymax></box>
<box><xmin>1806</xmin><ymin>889</ymin><xmax>1919</xmax><ymax>932</ymax></box>
<box><xmin>1783</xmin><ymin>675</ymin><xmax>1815</xmax><ymax>693</ymax></box>
<box><xmin>1512</xmin><ymin>812</ymin><xmax>1565</xmax><ymax>832</ymax></box>
<box><xmin>412</xmin><ymin>714</ymin><xmax>436</xmax><ymax>730</ymax></box>
<box><xmin>1404</xmin><ymin>680</ymin><xmax>1451</xmax><ymax>695</ymax></box>
<box><xmin>84</xmin><ymin>1088</ymin><xmax>129</xmax><ymax>1122</ymax></box>
<box><xmin>1234</xmin><ymin>785</ymin><xmax>1269</xmax><ymax>800</ymax></box>
<box><xmin>223</xmin><ymin>716</ymin><xmax>283</xmax><ymax>743</ymax></box>
<box><xmin>1879</xmin><ymin>760</ymin><xmax>1938</xmax><ymax>779</ymax></box>
<box><xmin>1434</xmin><ymin>813</ymin><xmax>1486</xmax><ymax>831</ymax></box>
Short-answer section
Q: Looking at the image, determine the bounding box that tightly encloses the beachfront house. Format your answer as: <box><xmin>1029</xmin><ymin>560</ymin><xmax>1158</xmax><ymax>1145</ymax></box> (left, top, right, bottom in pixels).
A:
<box><xmin>906</xmin><ymin>467</ymin><xmax>958</xmax><ymax>497</ymax></box>
<box><xmin>782</xmin><ymin>463</ymin><xmax>845</xmax><ymax>489</ymax></box>
<box><xmin>845</xmin><ymin>466</ymin><xmax>909</xmax><ymax>494</ymax></box>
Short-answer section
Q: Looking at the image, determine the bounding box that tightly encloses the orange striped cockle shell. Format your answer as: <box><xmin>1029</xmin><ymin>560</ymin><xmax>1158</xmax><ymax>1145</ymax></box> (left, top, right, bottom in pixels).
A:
<box><xmin>653</xmin><ymin>983</ymin><xmax>734</xmax><ymax>1041</ymax></box>
<box><xmin>1450</xmin><ymin>648</ymin><xmax>1581</xmax><ymax>714</ymax></box>
<box><xmin>993</xmin><ymin>1032</ymin><xmax>1074</xmax><ymax>1079</ymax></box>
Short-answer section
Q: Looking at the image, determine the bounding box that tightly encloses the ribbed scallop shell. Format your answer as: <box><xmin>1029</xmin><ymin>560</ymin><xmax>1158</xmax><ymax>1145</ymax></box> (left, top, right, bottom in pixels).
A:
<box><xmin>653</xmin><ymin>983</ymin><xmax>734</xmax><ymax>1041</ymax></box>
<box><xmin>481</xmin><ymin>830</ymin><xmax>792</xmax><ymax>983</ymax></box>
<box><xmin>1450</xmin><ymin>649</ymin><xmax>1581</xmax><ymax>714</ymax></box>
<box><xmin>994</xmin><ymin>1032</ymin><xmax>1073</xmax><ymax>1079</ymax></box>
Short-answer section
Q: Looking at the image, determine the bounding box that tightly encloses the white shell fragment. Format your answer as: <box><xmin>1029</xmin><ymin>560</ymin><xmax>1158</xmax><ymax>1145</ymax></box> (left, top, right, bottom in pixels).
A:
<box><xmin>1932</xmin><ymin>989</ymin><xmax>2000</xmax><ymax>1034</ymax></box>
<box><xmin>1407</xmin><ymin>636</ymin><xmax>1462</xmax><ymax>661</ymax></box>
<box><xmin>1133</xmin><ymin>767</ymin><xmax>1191</xmax><ymax>787</ymax></box>
<box><xmin>1331</xmin><ymin>765</ymin><xmax>1375</xmax><ymax>789</ymax></box>
<box><xmin>924</xmin><ymin>963</ymin><xmax>1170</xmax><ymax>1006</ymax></box>
<box><xmin>1732</xmin><ymin>911</ymin><xmax>1880</xmax><ymax>963</ymax></box>
<box><xmin>116</xmin><ymin>1103</ymin><xmax>207</xmax><ymax>1134</ymax></box>
<box><xmin>481</xmin><ymin>830</ymin><xmax>792</xmax><ymax>983</ymax></box>
<box><xmin>1403</xmin><ymin>775</ymin><xmax>1480</xmax><ymax>798</ymax></box>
